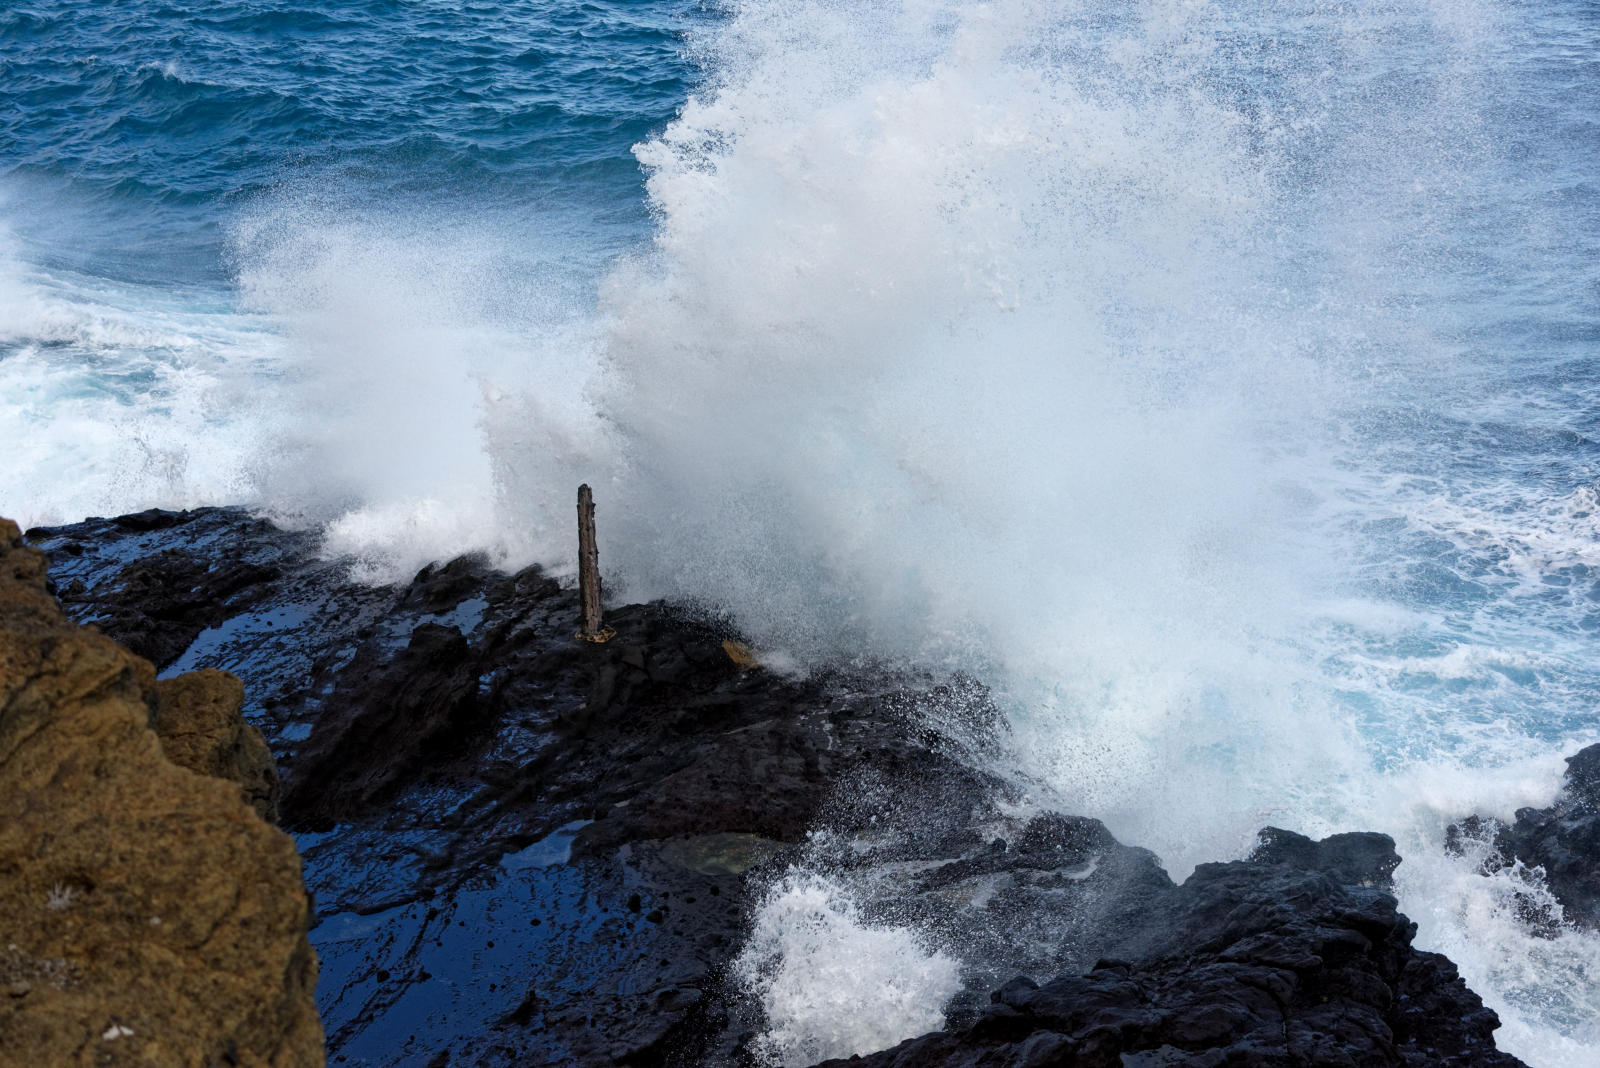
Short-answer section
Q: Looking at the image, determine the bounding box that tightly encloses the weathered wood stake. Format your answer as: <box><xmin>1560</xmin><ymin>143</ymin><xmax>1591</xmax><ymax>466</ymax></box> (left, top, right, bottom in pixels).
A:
<box><xmin>576</xmin><ymin>483</ymin><xmax>613</xmax><ymax>643</ymax></box>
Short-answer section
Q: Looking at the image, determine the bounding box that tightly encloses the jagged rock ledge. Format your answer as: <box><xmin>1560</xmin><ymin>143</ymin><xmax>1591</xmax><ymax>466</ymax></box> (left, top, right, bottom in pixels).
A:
<box><xmin>1447</xmin><ymin>743</ymin><xmax>1600</xmax><ymax>935</ymax></box>
<box><xmin>0</xmin><ymin>517</ymin><xmax>321</xmax><ymax>1065</ymax></box>
<box><xmin>23</xmin><ymin>507</ymin><xmax>1536</xmax><ymax>1067</ymax></box>
<box><xmin>819</xmin><ymin>829</ymin><xmax>1521</xmax><ymax>1067</ymax></box>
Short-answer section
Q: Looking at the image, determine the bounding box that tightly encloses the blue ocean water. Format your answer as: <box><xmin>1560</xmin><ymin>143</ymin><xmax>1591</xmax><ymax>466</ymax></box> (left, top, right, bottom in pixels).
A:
<box><xmin>1</xmin><ymin>0</ymin><xmax>688</xmax><ymax>278</ymax></box>
<box><xmin>1</xmin><ymin>0</ymin><xmax>694</xmax><ymax>535</ymax></box>
<box><xmin>4</xmin><ymin>1</ymin><xmax>1600</xmax><ymax>1064</ymax></box>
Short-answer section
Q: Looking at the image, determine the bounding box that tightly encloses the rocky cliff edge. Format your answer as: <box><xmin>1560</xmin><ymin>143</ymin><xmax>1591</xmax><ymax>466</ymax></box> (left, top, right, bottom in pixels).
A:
<box><xmin>0</xmin><ymin>517</ymin><xmax>321</xmax><ymax>1066</ymax></box>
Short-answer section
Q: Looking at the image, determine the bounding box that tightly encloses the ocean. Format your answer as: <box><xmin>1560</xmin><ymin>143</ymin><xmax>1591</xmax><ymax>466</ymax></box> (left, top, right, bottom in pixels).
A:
<box><xmin>3</xmin><ymin>0</ymin><xmax>1599</xmax><ymax>1063</ymax></box>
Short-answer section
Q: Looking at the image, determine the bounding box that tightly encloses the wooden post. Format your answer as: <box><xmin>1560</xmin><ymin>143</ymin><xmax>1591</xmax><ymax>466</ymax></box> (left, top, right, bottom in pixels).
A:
<box><xmin>576</xmin><ymin>484</ymin><xmax>613</xmax><ymax>643</ymax></box>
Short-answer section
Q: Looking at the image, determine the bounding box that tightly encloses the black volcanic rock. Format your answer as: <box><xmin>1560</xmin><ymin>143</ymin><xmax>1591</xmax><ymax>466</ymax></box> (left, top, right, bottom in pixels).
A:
<box><xmin>27</xmin><ymin>507</ymin><xmax>1532</xmax><ymax>1068</ymax></box>
<box><xmin>815</xmin><ymin>808</ymin><xmax>1177</xmax><ymax>1028</ymax></box>
<box><xmin>1567</xmin><ymin>744</ymin><xmax>1600</xmax><ymax>809</ymax></box>
<box><xmin>28</xmin><ymin>507</ymin><xmax>1012</xmax><ymax>1066</ymax></box>
<box><xmin>1446</xmin><ymin>743</ymin><xmax>1600</xmax><ymax>931</ymax></box>
<box><xmin>281</xmin><ymin>619</ymin><xmax>486</xmax><ymax>828</ymax></box>
<box><xmin>824</xmin><ymin>828</ymin><xmax>1524</xmax><ymax>1068</ymax></box>
<box><xmin>34</xmin><ymin>508</ymin><xmax>292</xmax><ymax>669</ymax></box>
<box><xmin>1250</xmin><ymin>826</ymin><xmax>1401</xmax><ymax>888</ymax></box>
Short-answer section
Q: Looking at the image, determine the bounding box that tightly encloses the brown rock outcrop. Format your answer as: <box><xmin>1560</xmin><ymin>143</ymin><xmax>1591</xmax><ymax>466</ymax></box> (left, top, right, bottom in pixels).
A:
<box><xmin>0</xmin><ymin>518</ymin><xmax>322</xmax><ymax>1066</ymax></box>
<box><xmin>155</xmin><ymin>669</ymin><xmax>280</xmax><ymax>823</ymax></box>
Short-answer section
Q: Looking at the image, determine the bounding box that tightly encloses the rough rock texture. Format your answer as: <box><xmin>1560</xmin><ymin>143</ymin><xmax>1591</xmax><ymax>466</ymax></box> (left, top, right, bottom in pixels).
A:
<box><xmin>51</xmin><ymin>508</ymin><xmax>284</xmax><ymax>671</ymax></box>
<box><xmin>825</xmin><ymin>828</ymin><xmax>1524</xmax><ymax>1068</ymax></box>
<box><xmin>1447</xmin><ymin>743</ymin><xmax>1600</xmax><ymax>931</ymax></box>
<box><xmin>29</xmin><ymin>508</ymin><xmax>1533</xmax><ymax>1068</ymax></box>
<box><xmin>0</xmin><ymin>518</ymin><xmax>320</xmax><ymax>1066</ymax></box>
<box><xmin>155</xmin><ymin>668</ymin><xmax>280</xmax><ymax>823</ymax></box>
<box><xmin>32</xmin><ymin>508</ymin><xmax>1008</xmax><ymax>1066</ymax></box>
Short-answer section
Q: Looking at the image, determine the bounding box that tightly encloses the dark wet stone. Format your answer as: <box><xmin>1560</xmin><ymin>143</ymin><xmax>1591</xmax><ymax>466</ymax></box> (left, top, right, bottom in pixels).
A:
<box><xmin>29</xmin><ymin>506</ymin><xmax>1008</xmax><ymax>1067</ymax></box>
<box><xmin>29</xmin><ymin>507</ymin><xmax>1529</xmax><ymax>1068</ymax></box>
<box><xmin>280</xmin><ymin>620</ymin><xmax>487</xmax><ymax>829</ymax></box>
<box><xmin>823</xmin><ymin>835</ymin><xmax>1525</xmax><ymax>1068</ymax></box>
<box><xmin>1446</xmin><ymin>742</ymin><xmax>1600</xmax><ymax>931</ymax></box>
<box><xmin>108</xmin><ymin>507</ymin><xmax>191</xmax><ymax>532</ymax></box>
<box><xmin>1249</xmin><ymin>826</ymin><xmax>1401</xmax><ymax>888</ymax></box>
<box><xmin>31</xmin><ymin>508</ymin><xmax>302</xmax><ymax>670</ymax></box>
<box><xmin>94</xmin><ymin>547</ymin><xmax>281</xmax><ymax>669</ymax></box>
<box><xmin>1565</xmin><ymin>744</ymin><xmax>1600</xmax><ymax>810</ymax></box>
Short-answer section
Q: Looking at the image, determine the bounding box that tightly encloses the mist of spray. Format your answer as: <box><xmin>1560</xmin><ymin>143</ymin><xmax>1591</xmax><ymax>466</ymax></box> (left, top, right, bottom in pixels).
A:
<box><xmin>579</xmin><ymin>1</ymin><xmax>1598</xmax><ymax>1063</ymax></box>
<box><xmin>600</xmin><ymin>0</ymin><xmax>1376</xmax><ymax>871</ymax></box>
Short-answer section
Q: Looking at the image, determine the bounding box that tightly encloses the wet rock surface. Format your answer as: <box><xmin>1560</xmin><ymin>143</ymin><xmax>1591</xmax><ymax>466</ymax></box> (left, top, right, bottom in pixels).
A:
<box><xmin>0</xmin><ymin>517</ymin><xmax>321</xmax><ymax>1066</ymax></box>
<box><xmin>1447</xmin><ymin>743</ymin><xmax>1600</xmax><ymax>932</ymax></box>
<box><xmin>50</xmin><ymin>508</ymin><xmax>292</xmax><ymax>671</ymax></box>
<box><xmin>28</xmin><ymin>507</ymin><xmax>1531</xmax><ymax>1067</ymax></box>
<box><xmin>823</xmin><ymin>828</ymin><xmax>1523</xmax><ymax>1068</ymax></box>
<box><xmin>31</xmin><ymin>507</ymin><xmax>1005</xmax><ymax>1066</ymax></box>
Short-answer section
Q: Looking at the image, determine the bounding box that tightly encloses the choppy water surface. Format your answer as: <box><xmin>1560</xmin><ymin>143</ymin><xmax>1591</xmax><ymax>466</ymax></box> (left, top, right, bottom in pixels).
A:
<box><xmin>4</xmin><ymin>1</ymin><xmax>1599</xmax><ymax>1064</ymax></box>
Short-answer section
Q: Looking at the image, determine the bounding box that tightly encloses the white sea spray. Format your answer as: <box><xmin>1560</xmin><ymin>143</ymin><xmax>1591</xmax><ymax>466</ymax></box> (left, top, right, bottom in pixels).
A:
<box><xmin>734</xmin><ymin>873</ymin><xmax>962</xmax><ymax>1066</ymax></box>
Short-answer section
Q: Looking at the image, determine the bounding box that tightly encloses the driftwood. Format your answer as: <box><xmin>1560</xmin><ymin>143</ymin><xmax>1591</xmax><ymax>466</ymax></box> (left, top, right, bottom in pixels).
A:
<box><xmin>576</xmin><ymin>484</ymin><xmax>613</xmax><ymax>643</ymax></box>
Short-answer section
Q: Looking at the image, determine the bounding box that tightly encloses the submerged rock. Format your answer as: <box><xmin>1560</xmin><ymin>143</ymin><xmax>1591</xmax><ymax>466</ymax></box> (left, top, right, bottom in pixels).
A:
<box><xmin>1446</xmin><ymin>743</ymin><xmax>1600</xmax><ymax>931</ymax></box>
<box><xmin>0</xmin><ymin>518</ymin><xmax>321</xmax><ymax>1065</ymax></box>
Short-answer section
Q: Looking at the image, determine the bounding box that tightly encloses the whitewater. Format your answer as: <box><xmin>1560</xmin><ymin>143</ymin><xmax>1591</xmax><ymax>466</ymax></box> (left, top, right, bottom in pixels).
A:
<box><xmin>3</xmin><ymin>0</ymin><xmax>1599</xmax><ymax>1063</ymax></box>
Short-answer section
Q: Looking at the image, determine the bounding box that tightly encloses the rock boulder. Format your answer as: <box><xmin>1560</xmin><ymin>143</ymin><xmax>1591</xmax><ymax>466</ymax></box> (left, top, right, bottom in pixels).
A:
<box><xmin>1446</xmin><ymin>743</ymin><xmax>1600</xmax><ymax>931</ymax></box>
<box><xmin>824</xmin><ymin>829</ymin><xmax>1524</xmax><ymax>1068</ymax></box>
